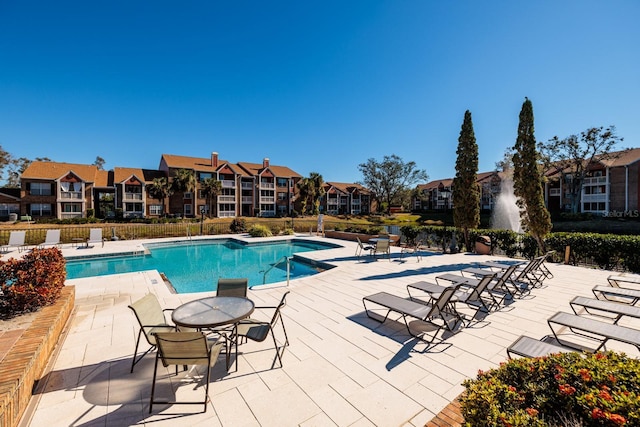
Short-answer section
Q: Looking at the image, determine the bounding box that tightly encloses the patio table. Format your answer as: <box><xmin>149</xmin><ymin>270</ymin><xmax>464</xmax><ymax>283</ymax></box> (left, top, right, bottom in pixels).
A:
<box><xmin>172</xmin><ymin>296</ymin><xmax>255</xmax><ymax>371</ymax></box>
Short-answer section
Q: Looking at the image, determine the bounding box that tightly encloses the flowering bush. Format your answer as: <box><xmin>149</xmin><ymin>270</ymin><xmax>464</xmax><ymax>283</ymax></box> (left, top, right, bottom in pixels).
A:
<box><xmin>0</xmin><ymin>248</ymin><xmax>66</xmax><ymax>318</ymax></box>
<box><xmin>461</xmin><ymin>352</ymin><xmax>640</xmax><ymax>426</ymax></box>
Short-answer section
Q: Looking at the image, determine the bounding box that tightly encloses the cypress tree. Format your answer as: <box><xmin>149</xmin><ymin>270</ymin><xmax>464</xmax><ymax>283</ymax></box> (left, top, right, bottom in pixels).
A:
<box><xmin>453</xmin><ymin>110</ymin><xmax>480</xmax><ymax>251</ymax></box>
<box><xmin>512</xmin><ymin>98</ymin><xmax>552</xmax><ymax>253</ymax></box>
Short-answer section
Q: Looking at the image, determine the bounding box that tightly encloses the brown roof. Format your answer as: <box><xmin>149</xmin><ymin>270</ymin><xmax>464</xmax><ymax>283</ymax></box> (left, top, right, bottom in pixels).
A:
<box><xmin>160</xmin><ymin>154</ymin><xmax>228</xmax><ymax>172</ymax></box>
<box><xmin>113</xmin><ymin>167</ymin><xmax>166</xmax><ymax>184</ymax></box>
<box><xmin>0</xmin><ymin>188</ymin><xmax>21</xmax><ymax>200</ymax></box>
<box><xmin>326</xmin><ymin>182</ymin><xmax>370</xmax><ymax>194</ymax></box>
<box><xmin>236</xmin><ymin>162</ymin><xmax>302</xmax><ymax>178</ymax></box>
<box><xmin>601</xmin><ymin>148</ymin><xmax>640</xmax><ymax>167</ymax></box>
<box><xmin>21</xmin><ymin>161</ymin><xmax>100</xmax><ymax>182</ymax></box>
<box><xmin>94</xmin><ymin>170</ymin><xmax>111</xmax><ymax>187</ymax></box>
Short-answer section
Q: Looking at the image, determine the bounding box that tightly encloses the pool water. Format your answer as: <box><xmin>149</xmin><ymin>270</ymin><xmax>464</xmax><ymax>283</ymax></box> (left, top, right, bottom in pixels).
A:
<box><xmin>66</xmin><ymin>239</ymin><xmax>336</xmax><ymax>293</ymax></box>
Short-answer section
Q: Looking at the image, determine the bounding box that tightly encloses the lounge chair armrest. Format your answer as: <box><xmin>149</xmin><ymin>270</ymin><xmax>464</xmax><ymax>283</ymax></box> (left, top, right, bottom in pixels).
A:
<box><xmin>253</xmin><ymin>305</ymin><xmax>278</xmax><ymax>310</ymax></box>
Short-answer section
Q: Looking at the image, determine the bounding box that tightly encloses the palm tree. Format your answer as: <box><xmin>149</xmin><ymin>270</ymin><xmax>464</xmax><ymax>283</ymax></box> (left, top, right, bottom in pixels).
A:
<box><xmin>297</xmin><ymin>178</ymin><xmax>312</xmax><ymax>215</ymax></box>
<box><xmin>201</xmin><ymin>177</ymin><xmax>222</xmax><ymax>217</ymax></box>
<box><xmin>309</xmin><ymin>172</ymin><xmax>325</xmax><ymax>215</ymax></box>
<box><xmin>171</xmin><ymin>168</ymin><xmax>197</xmax><ymax>216</ymax></box>
<box><xmin>147</xmin><ymin>177</ymin><xmax>172</xmax><ymax>216</ymax></box>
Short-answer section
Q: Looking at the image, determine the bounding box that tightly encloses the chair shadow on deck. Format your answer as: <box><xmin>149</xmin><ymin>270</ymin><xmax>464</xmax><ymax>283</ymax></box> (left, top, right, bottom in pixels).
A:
<box><xmin>33</xmin><ymin>351</ymin><xmax>231</xmax><ymax>426</ymax></box>
<box><xmin>347</xmin><ymin>310</ymin><xmax>459</xmax><ymax>365</ymax></box>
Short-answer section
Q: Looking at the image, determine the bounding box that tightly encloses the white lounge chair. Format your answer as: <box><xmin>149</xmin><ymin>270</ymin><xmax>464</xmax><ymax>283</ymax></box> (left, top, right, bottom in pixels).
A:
<box><xmin>38</xmin><ymin>229</ymin><xmax>61</xmax><ymax>249</ymax></box>
<box><xmin>1</xmin><ymin>231</ymin><xmax>27</xmax><ymax>253</ymax></box>
<box><xmin>86</xmin><ymin>228</ymin><xmax>105</xmax><ymax>248</ymax></box>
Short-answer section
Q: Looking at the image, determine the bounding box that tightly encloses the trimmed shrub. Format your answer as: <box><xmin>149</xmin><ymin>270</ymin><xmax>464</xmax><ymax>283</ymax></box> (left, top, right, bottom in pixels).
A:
<box><xmin>461</xmin><ymin>351</ymin><xmax>640</xmax><ymax>426</ymax></box>
<box><xmin>0</xmin><ymin>248</ymin><xmax>66</xmax><ymax>318</ymax></box>
<box><xmin>230</xmin><ymin>218</ymin><xmax>247</xmax><ymax>233</ymax></box>
<box><xmin>248</xmin><ymin>224</ymin><xmax>272</xmax><ymax>237</ymax></box>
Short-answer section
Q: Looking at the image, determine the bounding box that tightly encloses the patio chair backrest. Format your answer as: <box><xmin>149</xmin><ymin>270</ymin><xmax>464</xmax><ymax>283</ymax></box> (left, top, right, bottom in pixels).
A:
<box><xmin>493</xmin><ymin>264</ymin><xmax>519</xmax><ymax>290</ymax></box>
<box><xmin>217</xmin><ymin>278</ymin><xmax>248</xmax><ymax>297</ymax></box>
<box><xmin>128</xmin><ymin>294</ymin><xmax>167</xmax><ymax>346</ymax></box>
<box><xmin>45</xmin><ymin>229</ymin><xmax>60</xmax><ymax>244</ymax></box>
<box><xmin>467</xmin><ymin>272</ymin><xmax>496</xmax><ymax>301</ymax></box>
<box><xmin>154</xmin><ymin>331</ymin><xmax>210</xmax><ymax>367</ymax></box>
<box><xmin>8</xmin><ymin>231</ymin><xmax>25</xmax><ymax>246</ymax></box>
<box><xmin>375</xmin><ymin>239</ymin><xmax>390</xmax><ymax>252</ymax></box>
<box><xmin>428</xmin><ymin>284</ymin><xmax>460</xmax><ymax>319</ymax></box>
<box><xmin>89</xmin><ymin>228</ymin><xmax>102</xmax><ymax>241</ymax></box>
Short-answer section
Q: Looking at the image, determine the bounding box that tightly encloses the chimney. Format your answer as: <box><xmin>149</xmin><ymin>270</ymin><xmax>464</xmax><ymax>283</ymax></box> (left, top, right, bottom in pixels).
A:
<box><xmin>211</xmin><ymin>152</ymin><xmax>218</xmax><ymax>168</ymax></box>
<box><xmin>263</xmin><ymin>157</ymin><xmax>270</xmax><ymax>168</ymax></box>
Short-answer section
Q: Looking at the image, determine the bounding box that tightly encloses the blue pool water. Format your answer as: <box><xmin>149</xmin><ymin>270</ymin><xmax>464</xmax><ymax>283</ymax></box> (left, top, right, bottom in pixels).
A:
<box><xmin>66</xmin><ymin>239</ymin><xmax>337</xmax><ymax>293</ymax></box>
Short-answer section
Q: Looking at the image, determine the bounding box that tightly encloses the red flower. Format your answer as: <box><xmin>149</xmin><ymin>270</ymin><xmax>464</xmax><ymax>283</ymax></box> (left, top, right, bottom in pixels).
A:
<box><xmin>508</xmin><ymin>385</ymin><xmax>517</xmax><ymax>393</ymax></box>
<box><xmin>608</xmin><ymin>413</ymin><xmax>627</xmax><ymax>425</ymax></box>
<box><xmin>525</xmin><ymin>408</ymin><xmax>539</xmax><ymax>417</ymax></box>
<box><xmin>599</xmin><ymin>389</ymin><xmax>613</xmax><ymax>401</ymax></box>
<box><xmin>592</xmin><ymin>408</ymin><xmax>605</xmax><ymax>419</ymax></box>
<box><xmin>559</xmin><ymin>384</ymin><xmax>576</xmax><ymax>395</ymax></box>
<box><xmin>579</xmin><ymin>368</ymin><xmax>591</xmax><ymax>382</ymax></box>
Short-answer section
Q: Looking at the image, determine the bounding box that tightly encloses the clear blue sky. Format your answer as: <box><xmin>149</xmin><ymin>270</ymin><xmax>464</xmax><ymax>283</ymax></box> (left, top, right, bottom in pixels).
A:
<box><xmin>1</xmin><ymin>1</ymin><xmax>638</xmax><ymax>184</ymax></box>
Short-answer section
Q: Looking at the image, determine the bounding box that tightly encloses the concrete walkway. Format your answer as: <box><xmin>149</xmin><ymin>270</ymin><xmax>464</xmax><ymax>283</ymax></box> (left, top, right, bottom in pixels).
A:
<box><xmin>18</xmin><ymin>235</ymin><xmax>639</xmax><ymax>426</ymax></box>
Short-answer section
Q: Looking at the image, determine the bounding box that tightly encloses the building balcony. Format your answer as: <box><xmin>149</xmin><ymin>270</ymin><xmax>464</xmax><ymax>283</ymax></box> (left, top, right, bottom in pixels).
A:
<box><xmin>584</xmin><ymin>177</ymin><xmax>607</xmax><ymax>185</ymax></box>
<box><xmin>260</xmin><ymin>197</ymin><xmax>275</xmax><ymax>203</ymax></box>
<box><xmin>259</xmin><ymin>182</ymin><xmax>275</xmax><ymax>189</ymax></box>
<box><xmin>221</xmin><ymin>180</ymin><xmax>236</xmax><ymax>188</ymax></box>
<box><xmin>217</xmin><ymin>196</ymin><xmax>236</xmax><ymax>203</ymax></box>
<box><xmin>218</xmin><ymin>210</ymin><xmax>236</xmax><ymax>218</ymax></box>
<box><xmin>241</xmin><ymin>196</ymin><xmax>253</xmax><ymax>204</ymax></box>
<box><xmin>60</xmin><ymin>212</ymin><xmax>83</xmax><ymax>219</ymax></box>
<box><xmin>123</xmin><ymin>192</ymin><xmax>143</xmax><ymax>201</ymax></box>
<box><xmin>241</xmin><ymin>182</ymin><xmax>253</xmax><ymax>190</ymax></box>
<box><xmin>60</xmin><ymin>192</ymin><xmax>83</xmax><ymax>200</ymax></box>
<box><xmin>582</xmin><ymin>194</ymin><xmax>607</xmax><ymax>202</ymax></box>
<box><xmin>549</xmin><ymin>188</ymin><xmax>561</xmax><ymax>196</ymax></box>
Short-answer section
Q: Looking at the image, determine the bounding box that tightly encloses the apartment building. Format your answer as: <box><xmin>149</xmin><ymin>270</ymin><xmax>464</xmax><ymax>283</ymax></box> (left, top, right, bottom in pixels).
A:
<box><xmin>322</xmin><ymin>182</ymin><xmax>373</xmax><ymax>215</ymax></box>
<box><xmin>159</xmin><ymin>153</ymin><xmax>302</xmax><ymax>218</ymax></box>
<box><xmin>544</xmin><ymin>148</ymin><xmax>640</xmax><ymax>215</ymax></box>
<box><xmin>413</xmin><ymin>172</ymin><xmax>502</xmax><ymax>212</ymax></box>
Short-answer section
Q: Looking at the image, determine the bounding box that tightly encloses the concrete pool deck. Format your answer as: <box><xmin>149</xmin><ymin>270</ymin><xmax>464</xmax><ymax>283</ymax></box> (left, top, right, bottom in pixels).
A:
<box><xmin>14</xmin><ymin>234</ymin><xmax>640</xmax><ymax>426</ymax></box>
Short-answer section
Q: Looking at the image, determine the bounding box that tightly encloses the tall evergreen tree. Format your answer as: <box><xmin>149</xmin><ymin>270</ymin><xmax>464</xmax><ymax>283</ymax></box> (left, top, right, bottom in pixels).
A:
<box><xmin>452</xmin><ymin>110</ymin><xmax>480</xmax><ymax>251</ymax></box>
<box><xmin>512</xmin><ymin>98</ymin><xmax>552</xmax><ymax>253</ymax></box>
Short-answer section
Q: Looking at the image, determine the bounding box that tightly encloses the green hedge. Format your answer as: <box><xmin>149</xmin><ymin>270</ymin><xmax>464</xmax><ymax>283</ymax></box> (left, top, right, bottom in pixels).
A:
<box><xmin>401</xmin><ymin>226</ymin><xmax>640</xmax><ymax>273</ymax></box>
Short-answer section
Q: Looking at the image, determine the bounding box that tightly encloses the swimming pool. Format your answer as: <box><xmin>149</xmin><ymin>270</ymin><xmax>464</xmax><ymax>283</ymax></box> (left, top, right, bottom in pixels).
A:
<box><xmin>66</xmin><ymin>238</ymin><xmax>338</xmax><ymax>293</ymax></box>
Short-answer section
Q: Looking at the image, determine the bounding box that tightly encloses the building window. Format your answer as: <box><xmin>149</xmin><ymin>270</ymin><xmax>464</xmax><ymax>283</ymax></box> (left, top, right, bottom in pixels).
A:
<box><xmin>277</xmin><ymin>178</ymin><xmax>288</xmax><ymax>187</ymax></box>
<box><xmin>278</xmin><ymin>192</ymin><xmax>287</xmax><ymax>201</ymax></box>
<box><xmin>125</xmin><ymin>203</ymin><xmax>143</xmax><ymax>212</ymax></box>
<box><xmin>149</xmin><ymin>205</ymin><xmax>163</xmax><ymax>215</ymax></box>
<box><xmin>184</xmin><ymin>204</ymin><xmax>192</xmax><ymax>215</ymax></box>
<box><xmin>278</xmin><ymin>205</ymin><xmax>287</xmax><ymax>214</ymax></box>
<box><xmin>0</xmin><ymin>204</ymin><xmax>19</xmax><ymax>216</ymax></box>
<box><xmin>198</xmin><ymin>204</ymin><xmax>209</xmax><ymax>214</ymax></box>
<box><xmin>198</xmin><ymin>172</ymin><xmax>212</xmax><ymax>181</ymax></box>
<box><xmin>184</xmin><ymin>192</ymin><xmax>193</xmax><ymax>200</ymax></box>
<box><xmin>30</xmin><ymin>182</ymin><xmax>52</xmax><ymax>196</ymax></box>
<box><xmin>198</xmin><ymin>190</ymin><xmax>206</xmax><ymax>199</ymax></box>
<box><xmin>30</xmin><ymin>203</ymin><xmax>52</xmax><ymax>216</ymax></box>
<box><xmin>62</xmin><ymin>203</ymin><xmax>82</xmax><ymax>213</ymax></box>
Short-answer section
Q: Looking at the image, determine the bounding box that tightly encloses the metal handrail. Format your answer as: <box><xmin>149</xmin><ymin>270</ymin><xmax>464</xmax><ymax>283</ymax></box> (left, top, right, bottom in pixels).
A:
<box><xmin>261</xmin><ymin>255</ymin><xmax>293</xmax><ymax>286</ymax></box>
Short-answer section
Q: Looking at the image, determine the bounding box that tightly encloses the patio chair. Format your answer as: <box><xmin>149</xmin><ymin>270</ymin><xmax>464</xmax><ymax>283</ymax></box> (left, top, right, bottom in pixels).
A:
<box><xmin>235</xmin><ymin>291</ymin><xmax>290</xmax><ymax>369</ymax></box>
<box><xmin>362</xmin><ymin>284</ymin><xmax>463</xmax><ymax>345</ymax></box>
<box><xmin>86</xmin><ymin>228</ymin><xmax>105</xmax><ymax>248</ymax></box>
<box><xmin>355</xmin><ymin>237</ymin><xmax>373</xmax><ymax>258</ymax></box>
<box><xmin>149</xmin><ymin>331</ymin><xmax>224</xmax><ymax>413</ymax></box>
<box><xmin>410</xmin><ymin>272</ymin><xmax>497</xmax><ymax>322</ymax></box>
<box><xmin>506</xmin><ymin>335</ymin><xmax>576</xmax><ymax>359</ymax></box>
<box><xmin>607</xmin><ymin>274</ymin><xmax>640</xmax><ymax>289</ymax></box>
<box><xmin>399</xmin><ymin>239</ymin><xmax>425</xmax><ymax>262</ymax></box>
<box><xmin>593</xmin><ymin>285</ymin><xmax>640</xmax><ymax>305</ymax></box>
<box><xmin>570</xmin><ymin>296</ymin><xmax>640</xmax><ymax>325</ymax></box>
<box><xmin>128</xmin><ymin>294</ymin><xmax>177</xmax><ymax>373</ymax></box>
<box><xmin>547</xmin><ymin>311</ymin><xmax>640</xmax><ymax>353</ymax></box>
<box><xmin>371</xmin><ymin>238</ymin><xmax>391</xmax><ymax>260</ymax></box>
<box><xmin>216</xmin><ymin>278</ymin><xmax>248</xmax><ymax>297</ymax></box>
<box><xmin>38</xmin><ymin>229</ymin><xmax>61</xmax><ymax>249</ymax></box>
<box><xmin>1</xmin><ymin>230</ymin><xmax>26</xmax><ymax>253</ymax></box>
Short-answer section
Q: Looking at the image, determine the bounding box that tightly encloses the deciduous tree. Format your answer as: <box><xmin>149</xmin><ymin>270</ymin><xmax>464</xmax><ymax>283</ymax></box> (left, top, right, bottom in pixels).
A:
<box><xmin>512</xmin><ymin>98</ymin><xmax>551</xmax><ymax>253</ymax></box>
<box><xmin>358</xmin><ymin>154</ymin><xmax>428</xmax><ymax>215</ymax></box>
<box><xmin>538</xmin><ymin>126</ymin><xmax>625</xmax><ymax>213</ymax></box>
<box><xmin>453</xmin><ymin>110</ymin><xmax>480</xmax><ymax>251</ymax></box>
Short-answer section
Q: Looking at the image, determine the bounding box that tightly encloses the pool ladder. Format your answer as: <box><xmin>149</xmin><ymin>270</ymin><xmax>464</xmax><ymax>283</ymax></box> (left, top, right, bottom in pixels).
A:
<box><xmin>260</xmin><ymin>256</ymin><xmax>293</xmax><ymax>287</ymax></box>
